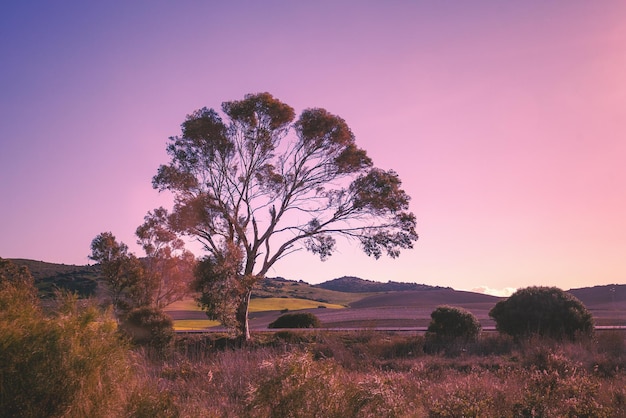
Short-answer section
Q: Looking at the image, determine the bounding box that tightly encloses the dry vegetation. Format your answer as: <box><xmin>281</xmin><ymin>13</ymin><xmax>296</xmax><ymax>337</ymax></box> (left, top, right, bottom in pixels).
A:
<box><xmin>126</xmin><ymin>330</ymin><xmax>626</xmax><ymax>417</ymax></box>
<box><xmin>10</xmin><ymin>326</ymin><xmax>614</xmax><ymax>418</ymax></box>
<box><xmin>5</xmin><ymin>260</ymin><xmax>626</xmax><ymax>417</ymax></box>
<box><xmin>3</xmin><ymin>287</ymin><xmax>626</xmax><ymax>417</ymax></box>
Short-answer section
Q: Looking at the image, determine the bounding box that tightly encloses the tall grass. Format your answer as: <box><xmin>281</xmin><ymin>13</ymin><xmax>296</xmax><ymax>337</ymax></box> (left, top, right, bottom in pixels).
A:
<box><xmin>0</xmin><ymin>289</ymin><xmax>133</xmax><ymax>417</ymax></box>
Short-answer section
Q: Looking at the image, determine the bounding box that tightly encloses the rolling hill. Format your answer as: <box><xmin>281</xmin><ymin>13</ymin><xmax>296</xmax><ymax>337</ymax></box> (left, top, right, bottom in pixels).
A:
<box><xmin>5</xmin><ymin>259</ymin><xmax>625</xmax><ymax>327</ymax></box>
<box><xmin>9</xmin><ymin>258</ymin><xmax>100</xmax><ymax>298</ymax></box>
<box><xmin>314</xmin><ymin>276</ymin><xmax>449</xmax><ymax>293</ymax></box>
<box><xmin>348</xmin><ymin>288</ymin><xmax>501</xmax><ymax>308</ymax></box>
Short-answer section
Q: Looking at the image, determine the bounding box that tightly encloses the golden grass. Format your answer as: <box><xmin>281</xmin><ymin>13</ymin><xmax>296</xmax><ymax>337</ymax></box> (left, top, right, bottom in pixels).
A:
<box><xmin>167</xmin><ymin>297</ymin><xmax>343</xmax><ymax>330</ymax></box>
<box><xmin>248</xmin><ymin>297</ymin><xmax>344</xmax><ymax>312</ymax></box>
<box><xmin>166</xmin><ymin>297</ymin><xmax>344</xmax><ymax>313</ymax></box>
<box><xmin>173</xmin><ymin>319</ymin><xmax>221</xmax><ymax>331</ymax></box>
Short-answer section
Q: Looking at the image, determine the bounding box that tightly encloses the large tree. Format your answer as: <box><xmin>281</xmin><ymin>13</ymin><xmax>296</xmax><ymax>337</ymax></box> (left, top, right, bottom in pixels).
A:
<box><xmin>153</xmin><ymin>92</ymin><xmax>418</xmax><ymax>340</ymax></box>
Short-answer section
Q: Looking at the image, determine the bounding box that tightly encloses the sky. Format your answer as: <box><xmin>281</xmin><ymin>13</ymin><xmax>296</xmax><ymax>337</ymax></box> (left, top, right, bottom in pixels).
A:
<box><xmin>1</xmin><ymin>1</ymin><xmax>625</xmax><ymax>296</ymax></box>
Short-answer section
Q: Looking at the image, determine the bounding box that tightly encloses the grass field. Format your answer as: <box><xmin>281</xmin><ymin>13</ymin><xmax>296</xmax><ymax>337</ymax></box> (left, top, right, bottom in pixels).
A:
<box><xmin>166</xmin><ymin>297</ymin><xmax>345</xmax><ymax>330</ymax></box>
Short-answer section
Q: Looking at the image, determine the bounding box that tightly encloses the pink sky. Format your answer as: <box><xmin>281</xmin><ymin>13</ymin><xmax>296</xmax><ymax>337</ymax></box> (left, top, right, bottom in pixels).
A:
<box><xmin>1</xmin><ymin>2</ymin><xmax>625</xmax><ymax>296</ymax></box>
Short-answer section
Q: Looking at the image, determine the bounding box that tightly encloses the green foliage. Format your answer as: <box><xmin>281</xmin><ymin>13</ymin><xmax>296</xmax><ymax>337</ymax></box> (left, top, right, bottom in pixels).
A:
<box><xmin>269</xmin><ymin>312</ymin><xmax>321</xmax><ymax>329</ymax></box>
<box><xmin>90</xmin><ymin>232</ymin><xmax>150</xmax><ymax>312</ymax></box>
<box><xmin>192</xmin><ymin>244</ymin><xmax>248</xmax><ymax>330</ymax></box>
<box><xmin>427</xmin><ymin>305</ymin><xmax>481</xmax><ymax>341</ymax></box>
<box><xmin>489</xmin><ymin>286</ymin><xmax>594</xmax><ymax>339</ymax></box>
<box><xmin>424</xmin><ymin>305</ymin><xmax>481</xmax><ymax>355</ymax></box>
<box><xmin>120</xmin><ymin>306</ymin><xmax>175</xmax><ymax>351</ymax></box>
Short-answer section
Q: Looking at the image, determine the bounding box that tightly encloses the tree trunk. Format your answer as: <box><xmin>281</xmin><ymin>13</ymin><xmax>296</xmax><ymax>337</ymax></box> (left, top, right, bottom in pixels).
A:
<box><xmin>236</xmin><ymin>289</ymin><xmax>252</xmax><ymax>342</ymax></box>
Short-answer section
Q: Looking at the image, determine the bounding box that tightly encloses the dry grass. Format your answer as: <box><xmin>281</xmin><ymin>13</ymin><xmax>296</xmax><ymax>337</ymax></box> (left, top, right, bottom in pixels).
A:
<box><xmin>3</xmin><ymin>283</ymin><xmax>625</xmax><ymax>417</ymax></box>
<box><xmin>118</xmin><ymin>330</ymin><xmax>626</xmax><ymax>417</ymax></box>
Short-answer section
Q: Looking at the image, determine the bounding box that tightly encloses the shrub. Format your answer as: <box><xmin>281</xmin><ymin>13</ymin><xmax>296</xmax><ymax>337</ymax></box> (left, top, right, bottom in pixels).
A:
<box><xmin>426</xmin><ymin>305</ymin><xmax>481</xmax><ymax>341</ymax></box>
<box><xmin>0</xmin><ymin>286</ymin><xmax>131</xmax><ymax>417</ymax></box>
<box><xmin>268</xmin><ymin>312</ymin><xmax>321</xmax><ymax>329</ymax></box>
<box><xmin>424</xmin><ymin>306</ymin><xmax>481</xmax><ymax>354</ymax></box>
<box><xmin>246</xmin><ymin>352</ymin><xmax>407</xmax><ymax>417</ymax></box>
<box><xmin>120</xmin><ymin>306</ymin><xmax>175</xmax><ymax>350</ymax></box>
<box><xmin>489</xmin><ymin>286</ymin><xmax>594</xmax><ymax>340</ymax></box>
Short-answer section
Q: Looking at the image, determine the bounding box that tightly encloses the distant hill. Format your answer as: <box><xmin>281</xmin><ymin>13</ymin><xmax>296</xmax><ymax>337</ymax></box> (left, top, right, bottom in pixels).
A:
<box><xmin>567</xmin><ymin>284</ymin><xmax>626</xmax><ymax>307</ymax></box>
<box><xmin>349</xmin><ymin>288</ymin><xmax>501</xmax><ymax>309</ymax></box>
<box><xmin>9</xmin><ymin>259</ymin><xmax>100</xmax><ymax>298</ymax></box>
<box><xmin>314</xmin><ymin>276</ymin><xmax>448</xmax><ymax>293</ymax></box>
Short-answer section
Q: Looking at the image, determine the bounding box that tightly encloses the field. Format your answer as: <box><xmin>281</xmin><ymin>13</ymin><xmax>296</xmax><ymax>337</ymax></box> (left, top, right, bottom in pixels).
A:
<box><xmin>146</xmin><ymin>330</ymin><xmax>626</xmax><ymax>417</ymax></box>
<box><xmin>166</xmin><ymin>297</ymin><xmax>345</xmax><ymax>330</ymax></box>
<box><xmin>3</xmin><ymin>259</ymin><xmax>626</xmax><ymax>416</ymax></box>
<box><xmin>166</xmin><ymin>285</ymin><xmax>626</xmax><ymax>331</ymax></box>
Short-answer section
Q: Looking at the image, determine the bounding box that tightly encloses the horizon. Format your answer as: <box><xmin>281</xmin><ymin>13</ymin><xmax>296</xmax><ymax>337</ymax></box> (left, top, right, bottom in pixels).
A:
<box><xmin>9</xmin><ymin>256</ymin><xmax>625</xmax><ymax>298</ymax></box>
<box><xmin>2</xmin><ymin>2</ymin><xmax>626</xmax><ymax>297</ymax></box>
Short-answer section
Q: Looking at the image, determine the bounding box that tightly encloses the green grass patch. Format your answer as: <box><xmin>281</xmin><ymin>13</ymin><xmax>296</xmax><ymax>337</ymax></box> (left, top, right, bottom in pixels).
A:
<box><xmin>166</xmin><ymin>297</ymin><xmax>344</xmax><ymax>314</ymax></box>
<box><xmin>173</xmin><ymin>319</ymin><xmax>221</xmax><ymax>331</ymax></box>
<box><xmin>249</xmin><ymin>297</ymin><xmax>343</xmax><ymax>312</ymax></box>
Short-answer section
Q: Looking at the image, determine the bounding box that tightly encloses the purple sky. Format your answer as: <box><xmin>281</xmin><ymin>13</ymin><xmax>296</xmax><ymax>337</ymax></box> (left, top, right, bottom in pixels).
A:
<box><xmin>2</xmin><ymin>1</ymin><xmax>625</xmax><ymax>295</ymax></box>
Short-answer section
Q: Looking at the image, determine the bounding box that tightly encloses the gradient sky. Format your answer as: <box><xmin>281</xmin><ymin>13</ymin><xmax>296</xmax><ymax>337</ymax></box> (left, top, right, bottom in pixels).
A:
<box><xmin>1</xmin><ymin>1</ymin><xmax>625</xmax><ymax>296</ymax></box>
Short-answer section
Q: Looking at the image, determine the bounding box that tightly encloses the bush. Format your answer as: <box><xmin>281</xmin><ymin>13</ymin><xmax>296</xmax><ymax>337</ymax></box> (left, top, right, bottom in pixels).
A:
<box><xmin>246</xmin><ymin>352</ymin><xmax>406</xmax><ymax>417</ymax></box>
<box><xmin>0</xmin><ymin>284</ymin><xmax>131</xmax><ymax>417</ymax></box>
<box><xmin>120</xmin><ymin>306</ymin><xmax>175</xmax><ymax>350</ymax></box>
<box><xmin>426</xmin><ymin>305</ymin><xmax>481</xmax><ymax>341</ymax></box>
<box><xmin>424</xmin><ymin>306</ymin><xmax>481</xmax><ymax>354</ymax></box>
<box><xmin>268</xmin><ymin>312</ymin><xmax>321</xmax><ymax>329</ymax></box>
<box><xmin>489</xmin><ymin>286</ymin><xmax>594</xmax><ymax>340</ymax></box>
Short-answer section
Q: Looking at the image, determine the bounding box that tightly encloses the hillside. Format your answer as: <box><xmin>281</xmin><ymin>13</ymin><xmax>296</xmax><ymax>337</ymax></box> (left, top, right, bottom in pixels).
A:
<box><xmin>568</xmin><ymin>284</ymin><xmax>626</xmax><ymax>306</ymax></box>
<box><xmin>10</xmin><ymin>259</ymin><xmax>100</xmax><ymax>298</ymax></box>
<box><xmin>314</xmin><ymin>276</ymin><xmax>448</xmax><ymax>293</ymax></box>
<box><xmin>254</xmin><ymin>276</ymin><xmax>368</xmax><ymax>306</ymax></box>
<box><xmin>348</xmin><ymin>288</ymin><xmax>501</xmax><ymax>309</ymax></box>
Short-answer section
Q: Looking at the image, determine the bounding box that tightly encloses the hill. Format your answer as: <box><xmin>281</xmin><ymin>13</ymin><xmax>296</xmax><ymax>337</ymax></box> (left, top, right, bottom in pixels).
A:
<box><xmin>348</xmin><ymin>288</ymin><xmax>501</xmax><ymax>309</ymax></box>
<box><xmin>314</xmin><ymin>276</ymin><xmax>448</xmax><ymax>293</ymax></box>
<box><xmin>254</xmin><ymin>276</ymin><xmax>369</xmax><ymax>306</ymax></box>
<box><xmin>568</xmin><ymin>284</ymin><xmax>626</xmax><ymax>306</ymax></box>
<box><xmin>10</xmin><ymin>259</ymin><xmax>100</xmax><ymax>298</ymax></box>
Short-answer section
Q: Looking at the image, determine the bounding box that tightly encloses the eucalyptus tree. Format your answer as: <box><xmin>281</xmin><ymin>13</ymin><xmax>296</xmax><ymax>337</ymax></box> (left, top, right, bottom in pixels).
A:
<box><xmin>153</xmin><ymin>92</ymin><xmax>418</xmax><ymax>340</ymax></box>
<box><xmin>136</xmin><ymin>207</ymin><xmax>196</xmax><ymax>309</ymax></box>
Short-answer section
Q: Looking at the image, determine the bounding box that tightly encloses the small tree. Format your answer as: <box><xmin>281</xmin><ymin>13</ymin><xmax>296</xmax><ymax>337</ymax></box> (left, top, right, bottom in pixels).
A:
<box><xmin>424</xmin><ymin>305</ymin><xmax>480</xmax><ymax>354</ymax></box>
<box><xmin>426</xmin><ymin>305</ymin><xmax>481</xmax><ymax>341</ymax></box>
<box><xmin>136</xmin><ymin>207</ymin><xmax>196</xmax><ymax>309</ymax></box>
<box><xmin>89</xmin><ymin>232</ymin><xmax>149</xmax><ymax>313</ymax></box>
<box><xmin>90</xmin><ymin>226</ymin><xmax>195</xmax><ymax>314</ymax></box>
<box><xmin>153</xmin><ymin>92</ymin><xmax>418</xmax><ymax>340</ymax></box>
<box><xmin>119</xmin><ymin>306</ymin><xmax>175</xmax><ymax>351</ymax></box>
<box><xmin>489</xmin><ymin>286</ymin><xmax>594</xmax><ymax>340</ymax></box>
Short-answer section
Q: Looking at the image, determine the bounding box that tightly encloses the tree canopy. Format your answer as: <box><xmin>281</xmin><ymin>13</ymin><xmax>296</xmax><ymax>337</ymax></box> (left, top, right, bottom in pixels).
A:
<box><xmin>89</xmin><ymin>221</ymin><xmax>194</xmax><ymax>314</ymax></box>
<box><xmin>489</xmin><ymin>286</ymin><xmax>594</xmax><ymax>340</ymax></box>
<box><xmin>153</xmin><ymin>92</ymin><xmax>418</xmax><ymax>339</ymax></box>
